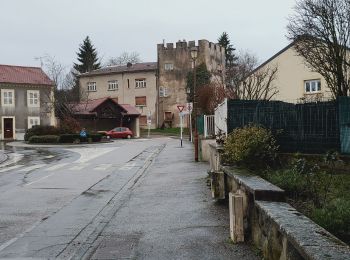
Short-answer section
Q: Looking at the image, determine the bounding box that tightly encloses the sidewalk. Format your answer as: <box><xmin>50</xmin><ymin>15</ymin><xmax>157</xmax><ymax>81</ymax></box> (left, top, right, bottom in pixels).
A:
<box><xmin>89</xmin><ymin>139</ymin><xmax>259</xmax><ymax>259</ymax></box>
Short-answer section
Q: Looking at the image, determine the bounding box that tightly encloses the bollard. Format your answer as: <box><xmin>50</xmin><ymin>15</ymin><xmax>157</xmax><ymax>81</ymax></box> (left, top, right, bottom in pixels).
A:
<box><xmin>229</xmin><ymin>192</ymin><xmax>244</xmax><ymax>243</ymax></box>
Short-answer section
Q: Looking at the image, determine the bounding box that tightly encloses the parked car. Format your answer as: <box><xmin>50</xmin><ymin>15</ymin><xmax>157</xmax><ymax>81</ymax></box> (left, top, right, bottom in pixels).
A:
<box><xmin>106</xmin><ymin>127</ymin><xmax>133</xmax><ymax>139</ymax></box>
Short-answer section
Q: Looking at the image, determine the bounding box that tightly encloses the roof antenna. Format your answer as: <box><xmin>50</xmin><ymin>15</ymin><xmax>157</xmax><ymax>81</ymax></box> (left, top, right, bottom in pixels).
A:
<box><xmin>34</xmin><ymin>56</ymin><xmax>44</xmax><ymax>68</ymax></box>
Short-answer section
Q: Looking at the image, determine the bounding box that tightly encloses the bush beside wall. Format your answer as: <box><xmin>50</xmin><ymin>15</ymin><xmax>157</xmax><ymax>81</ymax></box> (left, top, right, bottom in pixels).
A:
<box><xmin>28</xmin><ymin>135</ymin><xmax>59</xmax><ymax>144</ymax></box>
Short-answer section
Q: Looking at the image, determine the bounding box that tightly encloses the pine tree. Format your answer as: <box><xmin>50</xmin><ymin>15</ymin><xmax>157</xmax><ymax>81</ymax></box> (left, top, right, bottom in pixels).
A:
<box><xmin>218</xmin><ymin>32</ymin><xmax>238</xmax><ymax>88</ymax></box>
<box><xmin>218</xmin><ymin>32</ymin><xmax>237</xmax><ymax>67</ymax></box>
<box><xmin>73</xmin><ymin>36</ymin><xmax>101</xmax><ymax>73</ymax></box>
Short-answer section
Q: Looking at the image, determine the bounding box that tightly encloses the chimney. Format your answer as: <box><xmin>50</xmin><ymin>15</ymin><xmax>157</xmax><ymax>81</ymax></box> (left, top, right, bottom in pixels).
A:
<box><xmin>127</xmin><ymin>62</ymin><xmax>132</xmax><ymax>68</ymax></box>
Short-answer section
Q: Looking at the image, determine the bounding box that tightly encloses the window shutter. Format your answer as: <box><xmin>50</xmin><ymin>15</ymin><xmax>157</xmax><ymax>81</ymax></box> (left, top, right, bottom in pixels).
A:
<box><xmin>135</xmin><ymin>96</ymin><xmax>147</xmax><ymax>106</ymax></box>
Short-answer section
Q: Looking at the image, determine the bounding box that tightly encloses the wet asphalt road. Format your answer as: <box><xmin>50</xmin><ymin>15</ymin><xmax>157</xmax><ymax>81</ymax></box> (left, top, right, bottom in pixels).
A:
<box><xmin>0</xmin><ymin>138</ymin><xmax>259</xmax><ymax>259</ymax></box>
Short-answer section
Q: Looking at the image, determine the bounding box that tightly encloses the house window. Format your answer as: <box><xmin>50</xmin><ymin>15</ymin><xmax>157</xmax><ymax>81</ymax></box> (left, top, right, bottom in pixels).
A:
<box><xmin>1</xmin><ymin>89</ymin><xmax>15</xmax><ymax>106</ymax></box>
<box><xmin>87</xmin><ymin>82</ymin><xmax>97</xmax><ymax>92</ymax></box>
<box><xmin>27</xmin><ymin>90</ymin><xmax>40</xmax><ymax>107</ymax></box>
<box><xmin>164</xmin><ymin>63</ymin><xmax>174</xmax><ymax>71</ymax></box>
<box><xmin>139</xmin><ymin>115</ymin><xmax>147</xmax><ymax>125</ymax></box>
<box><xmin>135</xmin><ymin>96</ymin><xmax>147</xmax><ymax>106</ymax></box>
<box><xmin>305</xmin><ymin>80</ymin><xmax>321</xmax><ymax>93</ymax></box>
<box><xmin>108</xmin><ymin>80</ymin><xmax>118</xmax><ymax>91</ymax></box>
<box><xmin>135</xmin><ymin>79</ymin><xmax>146</xmax><ymax>88</ymax></box>
<box><xmin>159</xmin><ymin>86</ymin><xmax>169</xmax><ymax>97</ymax></box>
<box><xmin>28</xmin><ymin>116</ymin><xmax>40</xmax><ymax>129</ymax></box>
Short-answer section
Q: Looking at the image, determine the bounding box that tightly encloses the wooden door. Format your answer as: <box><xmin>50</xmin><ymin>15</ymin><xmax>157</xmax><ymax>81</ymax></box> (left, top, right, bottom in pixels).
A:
<box><xmin>3</xmin><ymin>118</ymin><xmax>13</xmax><ymax>139</ymax></box>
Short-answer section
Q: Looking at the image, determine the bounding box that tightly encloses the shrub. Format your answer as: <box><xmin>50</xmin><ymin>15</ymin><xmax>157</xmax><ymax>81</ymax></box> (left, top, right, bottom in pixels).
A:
<box><xmin>58</xmin><ymin>134</ymin><xmax>81</xmax><ymax>143</ymax></box>
<box><xmin>25</xmin><ymin>125</ymin><xmax>61</xmax><ymax>141</ymax></box>
<box><xmin>28</xmin><ymin>135</ymin><xmax>59</xmax><ymax>144</ymax></box>
<box><xmin>312</xmin><ymin>198</ymin><xmax>350</xmax><ymax>244</ymax></box>
<box><xmin>89</xmin><ymin>134</ymin><xmax>102</xmax><ymax>142</ymax></box>
<box><xmin>223</xmin><ymin>125</ymin><xmax>278</xmax><ymax>169</ymax></box>
<box><xmin>59</xmin><ymin>117</ymin><xmax>81</xmax><ymax>134</ymax></box>
<box><xmin>58</xmin><ymin>133</ymin><xmax>102</xmax><ymax>143</ymax></box>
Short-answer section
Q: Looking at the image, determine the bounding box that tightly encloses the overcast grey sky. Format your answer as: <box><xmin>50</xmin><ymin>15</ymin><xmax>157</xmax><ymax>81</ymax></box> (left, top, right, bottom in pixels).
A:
<box><xmin>0</xmin><ymin>0</ymin><xmax>296</xmax><ymax>69</ymax></box>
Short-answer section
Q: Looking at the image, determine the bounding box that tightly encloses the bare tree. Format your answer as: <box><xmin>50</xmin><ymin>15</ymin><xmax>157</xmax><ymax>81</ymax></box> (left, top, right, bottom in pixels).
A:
<box><xmin>228</xmin><ymin>52</ymin><xmax>279</xmax><ymax>100</ymax></box>
<box><xmin>106</xmin><ymin>51</ymin><xmax>141</xmax><ymax>66</ymax></box>
<box><xmin>287</xmin><ymin>0</ymin><xmax>350</xmax><ymax>96</ymax></box>
<box><xmin>40</xmin><ymin>55</ymin><xmax>88</xmax><ymax>118</ymax></box>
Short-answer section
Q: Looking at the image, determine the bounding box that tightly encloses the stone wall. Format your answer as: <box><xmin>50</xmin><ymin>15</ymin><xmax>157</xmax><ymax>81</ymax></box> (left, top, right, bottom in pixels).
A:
<box><xmin>208</xmin><ymin>145</ymin><xmax>350</xmax><ymax>260</ymax></box>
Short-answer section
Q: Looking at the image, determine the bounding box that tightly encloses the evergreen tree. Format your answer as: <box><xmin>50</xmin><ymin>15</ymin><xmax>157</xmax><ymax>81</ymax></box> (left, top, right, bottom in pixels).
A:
<box><xmin>218</xmin><ymin>32</ymin><xmax>238</xmax><ymax>88</ymax></box>
<box><xmin>186</xmin><ymin>63</ymin><xmax>212</xmax><ymax>102</ymax></box>
<box><xmin>73</xmin><ymin>36</ymin><xmax>101</xmax><ymax>73</ymax></box>
<box><xmin>218</xmin><ymin>32</ymin><xmax>237</xmax><ymax>67</ymax></box>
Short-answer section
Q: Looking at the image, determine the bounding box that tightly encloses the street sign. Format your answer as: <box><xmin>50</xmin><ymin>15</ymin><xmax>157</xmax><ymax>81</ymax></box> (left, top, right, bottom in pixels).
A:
<box><xmin>147</xmin><ymin>119</ymin><xmax>152</xmax><ymax>125</ymax></box>
<box><xmin>186</xmin><ymin>102</ymin><xmax>193</xmax><ymax>112</ymax></box>
<box><xmin>177</xmin><ymin>105</ymin><xmax>185</xmax><ymax>112</ymax></box>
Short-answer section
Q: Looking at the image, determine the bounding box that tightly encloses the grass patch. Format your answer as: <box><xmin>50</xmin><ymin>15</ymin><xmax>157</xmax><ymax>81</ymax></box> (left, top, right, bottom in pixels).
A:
<box><xmin>264</xmin><ymin>153</ymin><xmax>350</xmax><ymax>245</ymax></box>
<box><xmin>141</xmin><ymin>128</ymin><xmax>189</xmax><ymax>136</ymax></box>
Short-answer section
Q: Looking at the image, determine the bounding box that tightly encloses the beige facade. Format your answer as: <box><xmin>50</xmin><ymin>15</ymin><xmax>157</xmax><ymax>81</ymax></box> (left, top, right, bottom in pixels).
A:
<box><xmin>253</xmin><ymin>43</ymin><xmax>332</xmax><ymax>102</ymax></box>
<box><xmin>157</xmin><ymin>40</ymin><xmax>225</xmax><ymax>127</ymax></box>
<box><xmin>79</xmin><ymin>63</ymin><xmax>157</xmax><ymax>129</ymax></box>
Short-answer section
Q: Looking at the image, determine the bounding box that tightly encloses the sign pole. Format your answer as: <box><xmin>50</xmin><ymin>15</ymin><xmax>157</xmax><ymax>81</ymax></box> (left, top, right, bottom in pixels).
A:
<box><xmin>180</xmin><ymin>112</ymin><xmax>183</xmax><ymax>147</ymax></box>
<box><xmin>177</xmin><ymin>105</ymin><xmax>185</xmax><ymax>148</ymax></box>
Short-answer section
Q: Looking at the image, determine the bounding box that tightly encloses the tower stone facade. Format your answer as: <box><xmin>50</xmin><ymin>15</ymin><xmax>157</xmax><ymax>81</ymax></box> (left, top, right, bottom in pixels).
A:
<box><xmin>157</xmin><ymin>39</ymin><xmax>225</xmax><ymax>127</ymax></box>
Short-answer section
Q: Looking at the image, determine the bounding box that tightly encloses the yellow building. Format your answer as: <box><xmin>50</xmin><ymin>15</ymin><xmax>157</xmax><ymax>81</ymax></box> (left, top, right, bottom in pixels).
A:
<box><xmin>253</xmin><ymin>42</ymin><xmax>332</xmax><ymax>102</ymax></box>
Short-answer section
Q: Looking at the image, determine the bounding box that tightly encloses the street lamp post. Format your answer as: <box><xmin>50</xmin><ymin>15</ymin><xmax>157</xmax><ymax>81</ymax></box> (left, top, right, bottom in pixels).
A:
<box><xmin>191</xmin><ymin>47</ymin><xmax>199</xmax><ymax>162</ymax></box>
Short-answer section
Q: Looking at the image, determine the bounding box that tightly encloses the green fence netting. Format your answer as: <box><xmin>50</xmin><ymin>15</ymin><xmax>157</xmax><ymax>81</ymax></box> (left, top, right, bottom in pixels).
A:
<box><xmin>227</xmin><ymin>99</ymin><xmax>340</xmax><ymax>153</ymax></box>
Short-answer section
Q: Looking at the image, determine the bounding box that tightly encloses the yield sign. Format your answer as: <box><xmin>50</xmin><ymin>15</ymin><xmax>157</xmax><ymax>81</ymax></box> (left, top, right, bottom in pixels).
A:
<box><xmin>177</xmin><ymin>105</ymin><xmax>185</xmax><ymax>113</ymax></box>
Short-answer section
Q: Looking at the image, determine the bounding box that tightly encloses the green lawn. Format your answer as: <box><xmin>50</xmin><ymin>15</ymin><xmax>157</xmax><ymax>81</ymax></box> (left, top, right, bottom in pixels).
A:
<box><xmin>141</xmin><ymin>127</ymin><xmax>189</xmax><ymax>136</ymax></box>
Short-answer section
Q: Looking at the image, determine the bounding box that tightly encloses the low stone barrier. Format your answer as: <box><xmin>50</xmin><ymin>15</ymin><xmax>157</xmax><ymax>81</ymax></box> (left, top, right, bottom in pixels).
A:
<box><xmin>208</xmin><ymin>144</ymin><xmax>350</xmax><ymax>260</ymax></box>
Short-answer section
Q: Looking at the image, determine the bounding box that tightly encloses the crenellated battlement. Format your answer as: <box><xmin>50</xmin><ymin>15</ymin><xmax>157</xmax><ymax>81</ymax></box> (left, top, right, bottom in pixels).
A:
<box><xmin>157</xmin><ymin>39</ymin><xmax>224</xmax><ymax>54</ymax></box>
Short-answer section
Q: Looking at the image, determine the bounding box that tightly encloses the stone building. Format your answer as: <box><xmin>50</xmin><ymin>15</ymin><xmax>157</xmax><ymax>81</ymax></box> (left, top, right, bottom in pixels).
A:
<box><xmin>79</xmin><ymin>62</ymin><xmax>157</xmax><ymax>129</ymax></box>
<box><xmin>157</xmin><ymin>39</ymin><xmax>225</xmax><ymax>127</ymax></box>
<box><xmin>0</xmin><ymin>65</ymin><xmax>56</xmax><ymax>140</ymax></box>
<box><xmin>79</xmin><ymin>39</ymin><xmax>225</xmax><ymax>130</ymax></box>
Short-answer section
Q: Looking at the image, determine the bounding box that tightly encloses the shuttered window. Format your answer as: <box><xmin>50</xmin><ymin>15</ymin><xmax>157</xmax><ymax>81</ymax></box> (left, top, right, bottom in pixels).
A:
<box><xmin>135</xmin><ymin>96</ymin><xmax>146</xmax><ymax>106</ymax></box>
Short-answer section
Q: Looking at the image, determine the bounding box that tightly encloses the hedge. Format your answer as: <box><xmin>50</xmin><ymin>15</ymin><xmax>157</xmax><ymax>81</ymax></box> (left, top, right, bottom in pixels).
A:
<box><xmin>28</xmin><ymin>135</ymin><xmax>59</xmax><ymax>144</ymax></box>
<box><xmin>58</xmin><ymin>133</ymin><xmax>102</xmax><ymax>143</ymax></box>
<box><xmin>25</xmin><ymin>125</ymin><xmax>61</xmax><ymax>141</ymax></box>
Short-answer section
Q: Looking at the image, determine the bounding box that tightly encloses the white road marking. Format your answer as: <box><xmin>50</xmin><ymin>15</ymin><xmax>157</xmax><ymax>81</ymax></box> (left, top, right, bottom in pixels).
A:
<box><xmin>24</xmin><ymin>172</ymin><xmax>57</xmax><ymax>186</ymax></box>
<box><xmin>0</xmin><ymin>164</ymin><xmax>24</xmax><ymax>173</ymax></box>
<box><xmin>0</xmin><ymin>153</ymin><xmax>23</xmax><ymax>168</ymax></box>
<box><xmin>94</xmin><ymin>164</ymin><xmax>112</xmax><ymax>171</ymax></box>
<box><xmin>70</xmin><ymin>163</ymin><xmax>89</xmax><ymax>171</ymax></box>
<box><xmin>46</xmin><ymin>163</ymin><xmax>69</xmax><ymax>171</ymax></box>
<box><xmin>119</xmin><ymin>162</ymin><xmax>136</xmax><ymax>170</ymax></box>
<box><xmin>66</xmin><ymin>147</ymin><xmax>118</xmax><ymax>164</ymax></box>
<box><xmin>18</xmin><ymin>164</ymin><xmax>46</xmax><ymax>172</ymax></box>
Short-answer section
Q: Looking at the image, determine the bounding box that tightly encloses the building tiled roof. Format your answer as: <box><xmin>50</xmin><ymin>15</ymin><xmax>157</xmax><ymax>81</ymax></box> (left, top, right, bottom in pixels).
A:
<box><xmin>118</xmin><ymin>104</ymin><xmax>141</xmax><ymax>116</ymax></box>
<box><xmin>71</xmin><ymin>97</ymin><xmax>140</xmax><ymax>116</ymax></box>
<box><xmin>79</xmin><ymin>62</ymin><xmax>157</xmax><ymax>77</ymax></box>
<box><xmin>0</xmin><ymin>64</ymin><xmax>54</xmax><ymax>86</ymax></box>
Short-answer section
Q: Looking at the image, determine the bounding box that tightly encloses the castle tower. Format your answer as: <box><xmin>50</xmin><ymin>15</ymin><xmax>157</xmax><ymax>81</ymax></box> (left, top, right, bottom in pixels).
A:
<box><xmin>157</xmin><ymin>39</ymin><xmax>225</xmax><ymax>128</ymax></box>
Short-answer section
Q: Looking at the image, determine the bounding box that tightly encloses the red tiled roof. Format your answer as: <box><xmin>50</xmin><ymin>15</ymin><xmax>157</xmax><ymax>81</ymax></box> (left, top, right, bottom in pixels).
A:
<box><xmin>118</xmin><ymin>104</ymin><xmax>141</xmax><ymax>116</ymax></box>
<box><xmin>0</xmin><ymin>64</ymin><xmax>54</xmax><ymax>86</ymax></box>
<box><xmin>71</xmin><ymin>97</ymin><xmax>140</xmax><ymax>116</ymax></box>
<box><xmin>79</xmin><ymin>62</ymin><xmax>157</xmax><ymax>77</ymax></box>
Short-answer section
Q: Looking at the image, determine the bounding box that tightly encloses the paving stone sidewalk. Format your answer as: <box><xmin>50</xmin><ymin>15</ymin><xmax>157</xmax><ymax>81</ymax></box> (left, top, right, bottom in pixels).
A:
<box><xmin>88</xmin><ymin>139</ymin><xmax>260</xmax><ymax>260</ymax></box>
